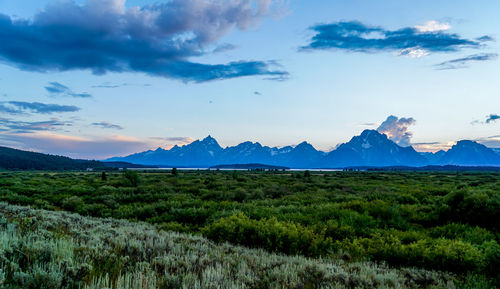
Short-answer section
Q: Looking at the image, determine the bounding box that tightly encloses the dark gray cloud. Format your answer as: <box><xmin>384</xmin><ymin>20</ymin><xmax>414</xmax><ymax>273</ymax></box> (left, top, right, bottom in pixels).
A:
<box><xmin>486</xmin><ymin>114</ymin><xmax>500</xmax><ymax>124</ymax></box>
<box><xmin>434</xmin><ymin>53</ymin><xmax>498</xmax><ymax>70</ymax></box>
<box><xmin>0</xmin><ymin>101</ymin><xmax>80</xmax><ymax>114</ymax></box>
<box><xmin>45</xmin><ymin>82</ymin><xmax>92</xmax><ymax>98</ymax></box>
<box><xmin>377</xmin><ymin>115</ymin><xmax>416</xmax><ymax>147</ymax></box>
<box><xmin>0</xmin><ymin>117</ymin><xmax>71</xmax><ymax>133</ymax></box>
<box><xmin>92</xmin><ymin>121</ymin><xmax>123</xmax><ymax>130</ymax></box>
<box><xmin>0</xmin><ymin>0</ymin><xmax>287</xmax><ymax>82</ymax></box>
<box><xmin>302</xmin><ymin>21</ymin><xmax>489</xmax><ymax>55</ymax></box>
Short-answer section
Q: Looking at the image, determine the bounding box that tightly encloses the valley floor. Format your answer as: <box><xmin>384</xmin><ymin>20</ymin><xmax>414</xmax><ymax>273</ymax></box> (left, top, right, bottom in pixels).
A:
<box><xmin>0</xmin><ymin>170</ymin><xmax>498</xmax><ymax>288</ymax></box>
<box><xmin>0</xmin><ymin>203</ymin><xmax>456</xmax><ymax>289</ymax></box>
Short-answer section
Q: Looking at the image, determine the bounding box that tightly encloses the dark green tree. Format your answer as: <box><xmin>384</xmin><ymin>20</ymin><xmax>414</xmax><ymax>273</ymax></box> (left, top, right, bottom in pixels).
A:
<box><xmin>123</xmin><ymin>170</ymin><xmax>140</xmax><ymax>187</ymax></box>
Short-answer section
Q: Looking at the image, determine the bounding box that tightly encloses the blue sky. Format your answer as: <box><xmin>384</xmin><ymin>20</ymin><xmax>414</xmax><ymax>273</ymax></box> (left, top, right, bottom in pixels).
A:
<box><xmin>0</xmin><ymin>0</ymin><xmax>499</xmax><ymax>159</ymax></box>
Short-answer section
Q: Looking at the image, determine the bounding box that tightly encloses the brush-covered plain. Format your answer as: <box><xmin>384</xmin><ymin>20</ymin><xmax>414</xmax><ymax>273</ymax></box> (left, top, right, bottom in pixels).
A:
<box><xmin>0</xmin><ymin>170</ymin><xmax>498</xmax><ymax>288</ymax></box>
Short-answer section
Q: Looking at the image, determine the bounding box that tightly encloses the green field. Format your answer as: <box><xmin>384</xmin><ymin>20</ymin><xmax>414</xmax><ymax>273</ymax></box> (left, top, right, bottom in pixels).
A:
<box><xmin>0</xmin><ymin>170</ymin><xmax>498</xmax><ymax>288</ymax></box>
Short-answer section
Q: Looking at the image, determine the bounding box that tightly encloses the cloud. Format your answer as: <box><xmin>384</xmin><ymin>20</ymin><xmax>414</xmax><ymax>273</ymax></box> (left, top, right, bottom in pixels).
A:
<box><xmin>0</xmin><ymin>101</ymin><xmax>80</xmax><ymax>114</ymax></box>
<box><xmin>475</xmin><ymin>135</ymin><xmax>500</xmax><ymax>148</ymax></box>
<box><xmin>0</xmin><ymin>0</ymin><xmax>287</xmax><ymax>82</ymax></box>
<box><xmin>0</xmin><ymin>104</ymin><xmax>22</xmax><ymax>114</ymax></box>
<box><xmin>434</xmin><ymin>53</ymin><xmax>498</xmax><ymax>70</ymax></box>
<box><xmin>412</xmin><ymin>142</ymin><xmax>454</xmax><ymax>152</ymax></box>
<box><xmin>45</xmin><ymin>82</ymin><xmax>92</xmax><ymax>98</ymax></box>
<box><xmin>302</xmin><ymin>20</ymin><xmax>488</xmax><ymax>57</ymax></box>
<box><xmin>0</xmin><ymin>117</ymin><xmax>71</xmax><ymax>133</ymax></box>
<box><xmin>377</xmin><ymin>115</ymin><xmax>416</xmax><ymax>147</ymax></box>
<box><xmin>92</xmin><ymin>82</ymin><xmax>127</xmax><ymax>88</ymax></box>
<box><xmin>149</xmin><ymin>136</ymin><xmax>195</xmax><ymax>148</ymax></box>
<box><xmin>213</xmin><ymin>43</ymin><xmax>238</xmax><ymax>53</ymax></box>
<box><xmin>398</xmin><ymin>48</ymin><xmax>429</xmax><ymax>58</ymax></box>
<box><xmin>486</xmin><ymin>114</ymin><xmax>500</xmax><ymax>124</ymax></box>
<box><xmin>471</xmin><ymin>113</ymin><xmax>500</xmax><ymax>125</ymax></box>
<box><xmin>91</xmin><ymin>82</ymin><xmax>153</xmax><ymax>88</ymax></box>
<box><xmin>414</xmin><ymin>20</ymin><xmax>451</xmax><ymax>33</ymax></box>
<box><xmin>92</xmin><ymin>121</ymin><xmax>123</xmax><ymax>130</ymax></box>
<box><xmin>0</xmin><ymin>131</ymin><xmax>154</xmax><ymax>159</ymax></box>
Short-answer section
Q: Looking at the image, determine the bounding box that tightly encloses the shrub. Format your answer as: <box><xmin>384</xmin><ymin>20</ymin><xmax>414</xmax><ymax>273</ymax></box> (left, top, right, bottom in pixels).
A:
<box><xmin>203</xmin><ymin>213</ymin><xmax>333</xmax><ymax>257</ymax></box>
<box><xmin>123</xmin><ymin>170</ymin><xmax>140</xmax><ymax>187</ymax></box>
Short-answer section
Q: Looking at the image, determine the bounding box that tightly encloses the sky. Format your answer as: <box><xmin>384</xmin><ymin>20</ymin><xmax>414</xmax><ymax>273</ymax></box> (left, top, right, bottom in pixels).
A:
<box><xmin>0</xmin><ymin>0</ymin><xmax>499</xmax><ymax>159</ymax></box>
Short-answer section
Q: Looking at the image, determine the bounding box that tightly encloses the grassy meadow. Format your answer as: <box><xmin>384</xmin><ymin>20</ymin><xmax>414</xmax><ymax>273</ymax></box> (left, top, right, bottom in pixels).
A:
<box><xmin>0</xmin><ymin>170</ymin><xmax>498</xmax><ymax>288</ymax></box>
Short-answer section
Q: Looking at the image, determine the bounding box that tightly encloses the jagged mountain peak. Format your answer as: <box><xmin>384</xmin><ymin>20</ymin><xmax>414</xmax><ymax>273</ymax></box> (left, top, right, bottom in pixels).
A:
<box><xmin>454</xmin><ymin>140</ymin><xmax>482</xmax><ymax>148</ymax></box>
<box><xmin>438</xmin><ymin>139</ymin><xmax>500</xmax><ymax>166</ymax></box>
<box><xmin>325</xmin><ymin>129</ymin><xmax>425</xmax><ymax>167</ymax></box>
<box><xmin>190</xmin><ymin>135</ymin><xmax>222</xmax><ymax>150</ymax></box>
<box><xmin>358</xmin><ymin>129</ymin><xmax>389</xmax><ymax>142</ymax></box>
<box><xmin>202</xmin><ymin>135</ymin><xmax>217</xmax><ymax>143</ymax></box>
<box><xmin>294</xmin><ymin>141</ymin><xmax>317</xmax><ymax>151</ymax></box>
<box><xmin>107</xmin><ymin>133</ymin><xmax>500</xmax><ymax>168</ymax></box>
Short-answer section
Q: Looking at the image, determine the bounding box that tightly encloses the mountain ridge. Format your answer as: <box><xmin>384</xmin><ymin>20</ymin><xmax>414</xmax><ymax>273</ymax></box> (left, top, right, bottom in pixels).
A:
<box><xmin>107</xmin><ymin>130</ymin><xmax>500</xmax><ymax>168</ymax></box>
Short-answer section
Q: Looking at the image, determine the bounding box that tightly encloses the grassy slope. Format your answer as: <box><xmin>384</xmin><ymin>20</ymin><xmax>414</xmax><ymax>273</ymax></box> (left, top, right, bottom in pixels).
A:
<box><xmin>0</xmin><ymin>203</ymin><xmax>457</xmax><ymax>289</ymax></box>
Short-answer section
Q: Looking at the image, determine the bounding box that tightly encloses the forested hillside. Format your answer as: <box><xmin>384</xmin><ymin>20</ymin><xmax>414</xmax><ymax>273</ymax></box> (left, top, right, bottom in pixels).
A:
<box><xmin>0</xmin><ymin>146</ymin><xmax>104</xmax><ymax>170</ymax></box>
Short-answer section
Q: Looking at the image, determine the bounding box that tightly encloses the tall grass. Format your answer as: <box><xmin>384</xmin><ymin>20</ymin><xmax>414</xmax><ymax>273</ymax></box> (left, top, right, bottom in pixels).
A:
<box><xmin>0</xmin><ymin>203</ymin><xmax>457</xmax><ymax>289</ymax></box>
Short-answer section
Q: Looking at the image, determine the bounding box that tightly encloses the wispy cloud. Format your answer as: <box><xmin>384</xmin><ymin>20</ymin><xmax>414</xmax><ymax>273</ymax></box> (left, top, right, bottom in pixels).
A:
<box><xmin>377</xmin><ymin>115</ymin><xmax>416</xmax><ymax>147</ymax></box>
<box><xmin>471</xmin><ymin>113</ymin><xmax>500</xmax><ymax>125</ymax></box>
<box><xmin>45</xmin><ymin>82</ymin><xmax>92</xmax><ymax>98</ymax></box>
<box><xmin>91</xmin><ymin>82</ymin><xmax>153</xmax><ymax>88</ymax></box>
<box><xmin>0</xmin><ymin>0</ymin><xmax>287</xmax><ymax>82</ymax></box>
<box><xmin>92</xmin><ymin>121</ymin><xmax>123</xmax><ymax>130</ymax></box>
<box><xmin>434</xmin><ymin>53</ymin><xmax>498</xmax><ymax>70</ymax></box>
<box><xmin>412</xmin><ymin>142</ymin><xmax>454</xmax><ymax>152</ymax></box>
<box><xmin>213</xmin><ymin>43</ymin><xmax>238</xmax><ymax>53</ymax></box>
<box><xmin>149</xmin><ymin>136</ymin><xmax>195</xmax><ymax>148</ymax></box>
<box><xmin>302</xmin><ymin>20</ymin><xmax>489</xmax><ymax>57</ymax></box>
<box><xmin>0</xmin><ymin>132</ymin><xmax>154</xmax><ymax>159</ymax></box>
<box><xmin>0</xmin><ymin>117</ymin><xmax>71</xmax><ymax>133</ymax></box>
<box><xmin>0</xmin><ymin>101</ymin><xmax>80</xmax><ymax>114</ymax></box>
<box><xmin>475</xmin><ymin>135</ymin><xmax>500</xmax><ymax>148</ymax></box>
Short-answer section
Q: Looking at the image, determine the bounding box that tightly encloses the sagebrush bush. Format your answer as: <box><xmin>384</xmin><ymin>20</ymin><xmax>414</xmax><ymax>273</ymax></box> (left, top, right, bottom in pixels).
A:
<box><xmin>0</xmin><ymin>203</ymin><xmax>460</xmax><ymax>289</ymax></box>
<box><xmin>0</xmin><ymin>171</ymin><xmax>498</xmax><ymax>287</ymax></box>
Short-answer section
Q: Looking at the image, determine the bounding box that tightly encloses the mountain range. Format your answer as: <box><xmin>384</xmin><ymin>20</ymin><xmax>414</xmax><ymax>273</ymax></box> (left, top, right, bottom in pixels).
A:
<box><xmin>107</xmin><ymin>130</ymin><xmax>500</xmax><ymax>168</ymax></box>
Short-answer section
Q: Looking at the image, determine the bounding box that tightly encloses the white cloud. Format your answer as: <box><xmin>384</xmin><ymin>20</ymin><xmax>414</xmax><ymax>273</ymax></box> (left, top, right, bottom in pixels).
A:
<box><xmin>377</xmin><ymin>115</ymin><xmax>416</xmax><ymax>147</ymax></box>
<box><xmin>415</xmin><ymin>20</ymin><xmax>451</xmax><ymax>33</ymax></box>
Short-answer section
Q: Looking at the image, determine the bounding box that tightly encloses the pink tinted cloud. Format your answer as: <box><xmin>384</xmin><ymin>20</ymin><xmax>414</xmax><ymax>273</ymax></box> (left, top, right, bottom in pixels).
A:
<box><xmin>0</xmin><ymin>132</ymin><xmax>158</xmax><ymax>159</ymax></box>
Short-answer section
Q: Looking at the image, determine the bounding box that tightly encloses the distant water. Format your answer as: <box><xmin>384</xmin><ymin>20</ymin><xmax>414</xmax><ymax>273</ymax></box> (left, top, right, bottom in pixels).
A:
<box><xmin>130</xmin><ymin>167</ymin><xmax>343</xmax><ymax>172</ymax></box>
